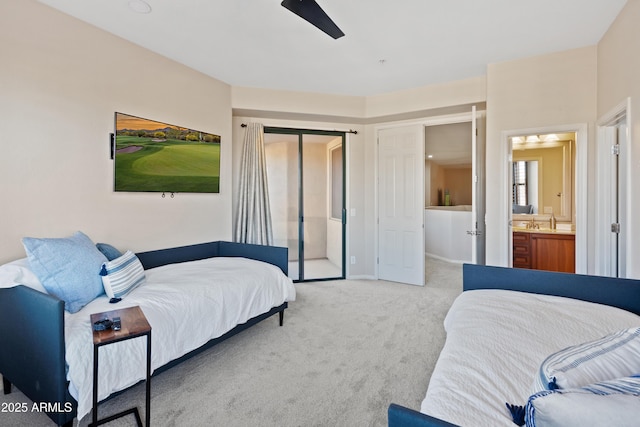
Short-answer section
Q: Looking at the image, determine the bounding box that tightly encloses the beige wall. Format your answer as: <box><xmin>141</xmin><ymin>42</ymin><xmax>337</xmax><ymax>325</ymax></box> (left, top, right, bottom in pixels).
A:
<box><xmin>427</xmin><ymin>162</ymin><xmax>473</xmax><ymax>207</ymax></box>
<box><xmin>443</xmin><ymin>167</ymin><xmax>473</xmax><ymax>206</ymax></box>
<box><xmin>6</xmin><ymin>0</ymin><xmax>637</xmax><ymax>280</ymax></box>
<box><xmin>365</xmin><ymin>76</ymin><xmax>486</xmax><ymax>118</ymax></box>
<box><xmin>428</xmin><ymin>162</ymin><xmax>446</xmax><ymax>206</ymax></box>
<box><xmin>597</xmin><ymin>0</ymin><xmax>640</xmax><ymax>278</ymax></box>
<box><xmin>0</xmin><ymin>1</ymin><xmax>232</xmax><ymax>263</ymax></box>
<box><xmin>232</xmin><ymin>87</ymin><xmax>365</xmax><ymax>120</ymax></box>
<box><xmin>484</xmin><ymin>46</ymin><xmax>598</xmax><ymax>266</ymax></box>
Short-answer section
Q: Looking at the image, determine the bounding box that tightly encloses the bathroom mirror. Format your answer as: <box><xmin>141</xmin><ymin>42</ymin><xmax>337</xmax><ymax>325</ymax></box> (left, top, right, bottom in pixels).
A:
<box><xmin>511</xmin><ymin>134</ymin><xmax>574</xmax><ymax>222</ymax></box>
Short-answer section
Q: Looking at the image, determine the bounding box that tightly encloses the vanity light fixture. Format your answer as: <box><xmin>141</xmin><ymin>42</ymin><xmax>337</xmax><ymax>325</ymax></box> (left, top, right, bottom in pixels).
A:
<box><xmin>128</xmin><ymin>0</ymin><xmax>152</xmax><ymax>14</ymax></box>
<box><xmin>427</xmin><ymin>154</ymin><xmax>434</xmax><ymax>159</ymax></box>
<box><xmin>525</xmin><ymin>135</ymin><xmax>540</xmax><ymax>143</ymax></box>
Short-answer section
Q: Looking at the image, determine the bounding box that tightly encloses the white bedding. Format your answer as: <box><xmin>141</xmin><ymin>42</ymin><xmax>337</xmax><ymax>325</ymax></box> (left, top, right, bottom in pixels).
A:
<box><xmin>420</xmin><ymin>289</ymin><xmax>640</xmax><ymax>427</ymax></box>
<box><xmin>64</xmin><ymin>257</ymin><xmax>296</xmax><ymax>421</ymax></box>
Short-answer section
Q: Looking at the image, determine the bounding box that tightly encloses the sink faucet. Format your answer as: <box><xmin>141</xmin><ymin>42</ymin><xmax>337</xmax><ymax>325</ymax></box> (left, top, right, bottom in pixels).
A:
<box><xmin>526</xmin><ymin>218</ymin><xmax>539</xmax><ymax>229</ymax></box>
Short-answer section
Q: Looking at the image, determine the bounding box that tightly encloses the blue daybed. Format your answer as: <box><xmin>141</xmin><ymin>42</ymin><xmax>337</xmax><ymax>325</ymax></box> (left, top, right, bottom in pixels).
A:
<box><xmin>0</xmin><ymin>240</ymin><xmax>293</xmax><ymax>426</ymax></box>
<box><xmin>389</xmin><ymin>264</ymin><xmax>640</xmax><ymax>427</ymax></box>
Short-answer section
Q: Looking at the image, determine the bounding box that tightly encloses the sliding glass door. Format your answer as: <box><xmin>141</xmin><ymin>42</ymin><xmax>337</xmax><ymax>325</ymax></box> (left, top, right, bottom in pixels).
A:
<box><xmin>263</xmin><ymin>128</ymin><xmax>345</xmax><ymax>282</ymax></box>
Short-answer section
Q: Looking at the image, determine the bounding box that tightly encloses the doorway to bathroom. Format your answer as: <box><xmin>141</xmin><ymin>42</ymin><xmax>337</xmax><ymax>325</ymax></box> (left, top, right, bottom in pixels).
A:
<box><xmin>263</xmin><ymin>127</ymin><xmax>346</xmax><ymax>282</ymax></box>
<box><xmin>504</xmin><ymin>124</ymin><xmax>588</xmax><ymax>274</ymax></box>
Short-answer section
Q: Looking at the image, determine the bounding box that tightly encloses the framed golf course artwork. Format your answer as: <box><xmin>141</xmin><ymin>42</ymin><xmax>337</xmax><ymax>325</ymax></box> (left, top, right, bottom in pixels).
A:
<box><xmin>113</xmin><ymin>112</ymin><xmax>221</xmax><ymax>193</ymax></box>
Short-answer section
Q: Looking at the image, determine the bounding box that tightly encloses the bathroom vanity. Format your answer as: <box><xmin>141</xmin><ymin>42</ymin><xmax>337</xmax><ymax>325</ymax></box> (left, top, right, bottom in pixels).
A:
<box><xmin>513</xmin><ymin>229</ymin><xmax>575</xmax><ymax>273</ymax></box>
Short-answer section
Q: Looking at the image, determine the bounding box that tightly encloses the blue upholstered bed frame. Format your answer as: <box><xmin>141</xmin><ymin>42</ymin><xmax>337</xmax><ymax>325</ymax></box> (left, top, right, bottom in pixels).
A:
<box><xmin>0</xmin><ymin>241</ymin><xmax>289</xmax><ymax>427</ymax></box>
<box><xmin>388</xmin><ymin>264</ymin><xmax>640</xmax><ymax>427</ymax></box>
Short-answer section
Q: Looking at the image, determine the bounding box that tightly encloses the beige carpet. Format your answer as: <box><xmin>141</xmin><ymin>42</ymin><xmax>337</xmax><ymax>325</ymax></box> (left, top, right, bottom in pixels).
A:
<box><xmin>1</xmin><ymin>257</ymin><xmax>462</xmax><ymax>427</ymax></box>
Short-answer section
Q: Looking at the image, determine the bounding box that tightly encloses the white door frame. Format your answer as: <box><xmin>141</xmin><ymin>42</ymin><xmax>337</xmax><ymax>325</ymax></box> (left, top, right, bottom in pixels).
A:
<box><xmin>501</xmin><ymin>123</ymin><xmax>588</xmax><ymax>274</ymax></box>
<box><xmin>471</xmin><ymin>106</ymin><xmax>486</xmax><ymax>264</ymax></box>
<box><xmin>595</xmin><ymin>98</ymin><xmax>631</xmax><ymax>277</ymax></box>
<box><xmin>375</xmin><ymin>110</ymin><xmax>486</xmax><ymax>280</ymax></box>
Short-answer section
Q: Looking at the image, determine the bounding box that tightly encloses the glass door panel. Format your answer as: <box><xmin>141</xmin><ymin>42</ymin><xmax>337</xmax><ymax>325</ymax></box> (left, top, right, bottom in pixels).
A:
<box><xmin>264</xmin><ymin>133</ymin><xmax>300</xmax><ymax>280</ymax></box>
<box><xmin>302</xmin><ymin>134</ymin><xmax>343</xmax><ymax>280</ymax></box>
<box><xmin>265</xmin><ymin>128</ymin><xmax>345</xmax><ymax>282</ymax></box>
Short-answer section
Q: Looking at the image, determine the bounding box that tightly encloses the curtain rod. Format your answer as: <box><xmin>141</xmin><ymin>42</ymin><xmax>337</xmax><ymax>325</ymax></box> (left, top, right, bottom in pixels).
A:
<box><xmin>241</xmin><ymin>123</ymin><xmax>357</xmax><ymax>134</ymax></box>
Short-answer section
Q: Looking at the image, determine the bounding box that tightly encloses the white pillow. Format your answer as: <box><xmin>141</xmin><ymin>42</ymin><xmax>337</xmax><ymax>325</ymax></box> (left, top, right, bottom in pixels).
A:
<box><xmin>0</xmin><ymin>258</ymin><xmax>48</xmax><ymax>294</ymax></box>
<box><xmin>100</xmin><ymin>251</ymin><xmax>146</xmax><ymax>299</ymax></box>
<box><xmin>533</xmin><ymin>327</ymin><xmax>640</xmax><ymax>393</ymax></box>
<box><xmin>525</xmin><ymin>376</ymin><xmax>640</xmax><ymax>427</ymax></box>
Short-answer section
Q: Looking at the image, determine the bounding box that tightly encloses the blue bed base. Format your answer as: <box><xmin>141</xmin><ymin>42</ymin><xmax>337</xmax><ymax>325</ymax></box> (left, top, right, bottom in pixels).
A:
<box><xmin>388</xmin><ymin>264</ymin><xmax>640</xmax><ymax>427</ymax></box>
<box><xmin>0</xmin><ymin>241</ymin><xmax>289</xmax><ymax>426</ymax></box>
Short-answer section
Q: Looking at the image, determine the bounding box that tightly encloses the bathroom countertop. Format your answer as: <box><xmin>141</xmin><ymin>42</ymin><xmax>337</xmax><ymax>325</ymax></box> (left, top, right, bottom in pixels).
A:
<box><xmin>512</xmin><ymin>227</ymin><xmax>575</xmax><ymax>235</ymax></box>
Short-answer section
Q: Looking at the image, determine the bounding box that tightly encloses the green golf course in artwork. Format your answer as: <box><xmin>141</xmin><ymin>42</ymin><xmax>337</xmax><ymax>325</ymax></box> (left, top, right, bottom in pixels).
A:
<box><xmin>114</xmin><ymin>112</ymin><xmax>221</xmax><ymax>193</ymax></box>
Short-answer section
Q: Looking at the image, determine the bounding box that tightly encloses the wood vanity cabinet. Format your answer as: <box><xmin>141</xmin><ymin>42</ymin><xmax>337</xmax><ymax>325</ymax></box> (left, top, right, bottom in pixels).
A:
<box><xmin>513</xmin><ymin>231</ymin><xmax>575</xmax><ymax>273</ymax></box>
<box><xmin>512</xmin><ymin>232</ymin><xmax>531</xmax><ymax>269</ymax></box>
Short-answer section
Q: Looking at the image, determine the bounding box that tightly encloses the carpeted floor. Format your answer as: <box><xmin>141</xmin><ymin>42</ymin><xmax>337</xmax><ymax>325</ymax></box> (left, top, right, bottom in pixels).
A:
<box><xmin>1</xmin><ymin>257</ymin><xmax>462</xmax><ymax>427</ymax></box>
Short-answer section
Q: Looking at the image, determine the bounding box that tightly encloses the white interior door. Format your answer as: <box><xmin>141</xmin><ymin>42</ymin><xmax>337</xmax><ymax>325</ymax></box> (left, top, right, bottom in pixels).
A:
<box><xmin>606</xmin><ymin>121</ymin><xmax>627</xmax><ymax>278</ymax></box>
<box><xmin>596</xmin><ymin>104</ymin><xmax>628</xmax><ymax>278</ymax></box>
<box><xmin>470</xmin><ymin>107</ymin><xmax>486</xmax><ymax>264</ymax></box>
<box><xmin>617</xmin><ymin>120</ymin><xmax>628</xmax><ymax>278</ymax></box>
<box><xmin>607</xmin><ymin>127</ymin><xmax>619</xmax><ymax>276</ymax></box>
<box><xmin>377</xmin><ymin>125</ymin><xmax>425</xmax><ymax>286</ymax></box>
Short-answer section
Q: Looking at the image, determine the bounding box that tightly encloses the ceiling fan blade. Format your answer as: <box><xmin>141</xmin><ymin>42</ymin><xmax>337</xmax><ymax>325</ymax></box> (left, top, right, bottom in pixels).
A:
<box><xmin>281</xmin><ymin>0</ymin><xmax>345</xmax><ymax>39</ymax></box>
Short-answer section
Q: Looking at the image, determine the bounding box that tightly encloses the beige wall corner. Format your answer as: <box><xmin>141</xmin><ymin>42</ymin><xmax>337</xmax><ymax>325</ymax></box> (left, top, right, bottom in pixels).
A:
<box><xmin>365</xmin><ymin>76</ymin><xmax>486</xmax><ymax>119</ymax></box>
<box><xmin>0</xmin><ymin>0</ymin><xmax>232</xmax><ymax>262</ymax></box>
<box><xmin>484</xmin><ymin>46</ymin><xmax>597</xmax><ymax>266</ymax></box>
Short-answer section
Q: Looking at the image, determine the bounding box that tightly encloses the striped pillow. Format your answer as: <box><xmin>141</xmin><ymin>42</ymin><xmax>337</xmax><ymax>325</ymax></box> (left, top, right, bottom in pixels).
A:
<box><xmin>100</xmin><ymin>251</ymin><xmax>146</xmax><ymax>299</ymax></box>
<box><xmin>525</xmin><ymin>376</ymin><xmax>640</xmax><ymax>427</ymax></box>
<box><xmin>533</xmin><ymin>327</ymin><xmax>640</xmax><ymax>393</ymax></box>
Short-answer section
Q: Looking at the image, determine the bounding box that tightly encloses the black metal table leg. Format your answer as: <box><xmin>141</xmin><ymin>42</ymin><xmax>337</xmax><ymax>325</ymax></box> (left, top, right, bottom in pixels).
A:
<box><xmin>92</xmin><ymin>343</ymin><xmax>99</xmax><ymax>427</ymax></box>
<box><xmin>146</xmin><ymin>331</ymin><xmax>151</xmax><ymax>427</ymax></box>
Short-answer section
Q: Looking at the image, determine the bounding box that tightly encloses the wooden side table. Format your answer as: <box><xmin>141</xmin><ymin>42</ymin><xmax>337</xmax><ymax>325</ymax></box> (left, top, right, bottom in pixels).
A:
<box><xmin>90</xmin><ymin>306</ymin><xmax>151</xmax><ymax>427</ymax></box>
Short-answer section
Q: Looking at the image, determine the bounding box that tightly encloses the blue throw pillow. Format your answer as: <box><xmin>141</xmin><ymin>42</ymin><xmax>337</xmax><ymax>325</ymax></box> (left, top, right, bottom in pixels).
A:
<box><xmin>96</xmin><ymin>242</ymin><xmax>123</xmax><ymax>261</ymax></box>
<box><xmin>22</xmin><ymin>231</ymin><xmax>107</xmax><ymax>313</ymax></box>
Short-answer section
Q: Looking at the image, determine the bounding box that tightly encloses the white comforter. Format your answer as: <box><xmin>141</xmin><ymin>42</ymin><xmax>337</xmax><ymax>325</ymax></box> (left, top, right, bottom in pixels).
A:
<box><xmin>420</xmin><ymin>289</ymin><xmax>640</xmax><ymax>427</ymax></box>
<box><xmin>65</xmin><ymin>257</ymin><xmax>296</xmax><ymax>421</ymax></box>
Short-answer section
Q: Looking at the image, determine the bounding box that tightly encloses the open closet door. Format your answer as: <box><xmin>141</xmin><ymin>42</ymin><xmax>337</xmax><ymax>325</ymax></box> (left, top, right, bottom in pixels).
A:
<box><xmin>471</xmin><ymin>106</ymin><xmax>486</xmax><ymax>264</ymax></box>
<box><xmin>377</xmin><ymin>125</ymin><xmax>425</xmax><ymax>286</ymax></box>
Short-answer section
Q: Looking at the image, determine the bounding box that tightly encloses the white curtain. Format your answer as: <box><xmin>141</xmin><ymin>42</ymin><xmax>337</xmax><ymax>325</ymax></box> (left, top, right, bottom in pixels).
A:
<box><xmin>234</xmin><ymin>123</ymin><xmax>273</xmax><ymax>245</ymax></box>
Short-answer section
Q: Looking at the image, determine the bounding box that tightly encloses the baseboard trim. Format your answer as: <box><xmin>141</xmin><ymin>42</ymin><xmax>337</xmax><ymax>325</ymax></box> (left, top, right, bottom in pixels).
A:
<box><xmin>425</xmin><ymin>252</ymin><xmax>468</xmax><ymax>265</ymax></box>
<box><xmin>346</xmin><ymin>275</ymin><xmax>377</xmax><ymax>280</ymax></box>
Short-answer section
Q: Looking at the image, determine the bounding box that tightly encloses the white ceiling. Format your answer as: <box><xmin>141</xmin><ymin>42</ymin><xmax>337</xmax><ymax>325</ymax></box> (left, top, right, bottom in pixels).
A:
<box><xmin>37</xmin><ymin>0</ymin><xmax>627</xmax><ymax>97</ymax></box>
